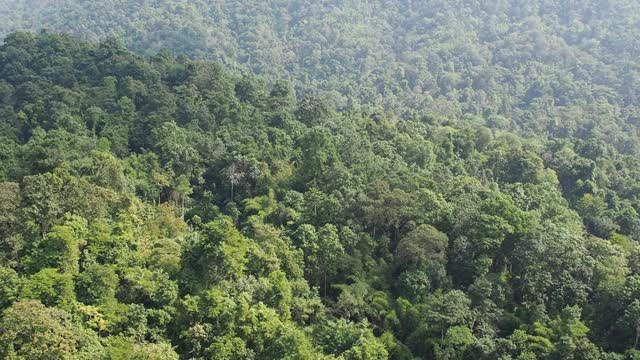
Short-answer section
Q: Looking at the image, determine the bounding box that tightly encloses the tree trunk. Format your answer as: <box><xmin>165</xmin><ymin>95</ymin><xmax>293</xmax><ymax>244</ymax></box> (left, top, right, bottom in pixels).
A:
<box><xmin>323</xmin><ymin>271</ymin><xmax>327</xmax><ymax>298</ymax></box>
<box><xmin>635</xmin><ymin>318</ymin><xmax>640</xmax><ymax>350</ymax></box>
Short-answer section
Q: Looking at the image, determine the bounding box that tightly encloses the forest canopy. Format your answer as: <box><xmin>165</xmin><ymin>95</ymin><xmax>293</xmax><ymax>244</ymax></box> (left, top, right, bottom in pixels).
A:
<box><xmin>2</xmin><ymin>0</ymin><xmax>640</xmax><ymax>143</ymax></box>
<box><xmin>1</xmin><ymin>1</ymin><xmax>640</xmax><ymax>359</ymax></box>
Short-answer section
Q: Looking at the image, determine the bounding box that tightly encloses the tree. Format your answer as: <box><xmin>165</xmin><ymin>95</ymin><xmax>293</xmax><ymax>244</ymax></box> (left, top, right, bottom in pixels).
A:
<box><xmin>575</xmin><ymin>194</ymin><xmax>619</xmax><ymax>239</ymax></box>
<box><xmin>298</xmin><ymin>127</ymin><xmax>338</xmax><ymax>185</ymax></box>
<box><xmin>0</xmin><ymin>266</ymin><xmax>19</xmax><ymax>309</ymax></box>
<box><xmin>301</xmin><ymin>188</ymin><xmax>342</xmax><ymax>227</ymax></box>
<box><xmin>427</xmin><ymin>290</ymin><xmax>473</xmax><ymax>340</ymax></box>
<box><xmin>174</xmin><ymin>174</ymin><xmax>192</xmax><ymax>219</ymax></box>
<box><xmin>312</xmin><ymin>318</ymin><xmax>385</xmax><ymax>358</ymax></box>
<box><xmin>104</xmin><ymin>337</ymin><xmax>179</xmax><ymax>360</ymax></box>
<box><xmin>622</xmin><ymin>300</ymin><xmax>640</xmax><ymax>351</ymax></box>
<box><xmin>362</xmin><ymin>182</ymin><xmax>415</xmax><ymax>242</ymax></box>
<box><xmin>180</xmin><ymin>216</ymin><xmax>250</xmax><ymax>292</ymax></box>
<box><xmin>21</xmin><ymin>172</ymin><xmax>63</xmax><ymax>239</ymax></box>
<box><xmin>297</xmin><ymin>224</ymin><xmax>344</xmax><ymax>297</ymax></box>
<box><xmin>512</xmin><ymin>221</ymin><xmax>594</xmax><ymax>313</ymax></box>
<box><xmin>118</xmin><ymin>267</ymin><xmax>177</xmax><ymax>309</ymax></box>
<box><xmin>151</xmin><ymin>121</ymin><xmax>201</xmax><ymax>182</ymax></box>
<box><xmin>433</xmin><ymin>326</ymin><xmax>476</xmax><ymax>360</ymax></box>
<box><xmin>295</xmin><ymin>96</ymin><xmax>334</xmax><ymax>127</ymax></box>
<box><xmin>28</xmin><ymin>216</ymin><xmax>86</xmax><ymax>274</ymax></box>
<box><xmin>395</xmin><ymin>225</ymin><xmax>448</xmax><ymax>294</ymax></box>
<box><xmin>20</xmin><ymin>268</ymin><xmax>75</xmax><ymax>309</ymax></box>
<box><xmin>340</xmin><ymin>336</ymin><xmax>388</xmax><ymax>360</ymax></box>
<box><xmin>76</xmin><ymin>263</ymin><xmax>119</xmax><ymax>305</ymax></box>
<box><xmin>0</xmin><ymin>301</ymin><xmax>103</xmax><ymax>359</ymax></box>
<box><xmin>127</xmin><ymin>151</ymin><xmax>170</xmax><ymax>204</ymax></box>
<box><xmin>269</xmin><ymin>80</ymin><xmax>294</xmax><ymax>110</ymax></box>
<box><xmin>0</xmin><ymin>182</ymin><xmax>22</xmax><ymax>266</ymax></box>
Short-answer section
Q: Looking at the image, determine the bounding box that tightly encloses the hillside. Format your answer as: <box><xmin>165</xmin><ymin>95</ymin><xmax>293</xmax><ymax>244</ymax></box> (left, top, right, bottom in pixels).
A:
<box><xmin>0</xmin><ymin>30</ymin><xmax>639</xmax><ymax>359</ymax></box>
<box><xmin>2</xmin><ymin>1</ymin><xmax>640</xmax><ymax>359</ymax></box>
<box><xmin>2</xmin><ymin>0</ymin><xmax>640</xmax><ymax>142</ymax></box>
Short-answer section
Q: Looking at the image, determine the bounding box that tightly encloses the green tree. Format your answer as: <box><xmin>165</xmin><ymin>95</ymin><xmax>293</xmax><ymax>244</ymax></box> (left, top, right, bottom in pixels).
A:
<box><xmin>0</xmin><ymin>182</ymin><xmax>22</xmax><ymax>266</ymax></box>
<box><xmin>104</xmin><ymin>337</ymin><xmax>179</xmax><ymax>360</ymax></box>
<box><xmin>433</xmin><ymin>326</ymin><xmax>476</xmax><ymax>360</ymax></box>
<box><xmin>20</xmin><ymin>268</ymin><xmax>75</xmax><ymax>309</ymax></box>
<box><xmin>298</xmin><ymin>224</ymin><xmax>344</xmax><ymax>296</ymax></box>
<box><xmin>21</xmin><ymin>172</ymin><xmax>63</xmax><ymax>239</ymax></box>
<box><xmin>180</xmin><ymin>216</ymin><xmax>250</xmax><ymax>292</ymax></box>
<box><xmin>0</xmin><ymin>301</ymin><xmax>103</xmax><ymax>359</ymax></box>
<box><xmin>298</xmin><ymin>127</ymin><xmax>338</xmax><ymax>185</ymax></box>
<box><xmin>395</xmin><ymin>225</ymin><xmax>449</xmax><ymax>295</ymax></box>
<box><xmin>30</xmin><ymin>217</ymin><xmax>86</xmax><ymax>274</ymax></box>
<box><xmin>174</xmin><ymin>174</ymin><xmax>192</xmax><ymax>219</ymax></box>
<box><xmin>76</xmin><ymin>263</ymin><xmax>119</xmax><ymax>305</ymax></box>
<box><xmin>0</xmin><ymin>266</ymin><xmax>19</xmax><ymax>309</ymax></box>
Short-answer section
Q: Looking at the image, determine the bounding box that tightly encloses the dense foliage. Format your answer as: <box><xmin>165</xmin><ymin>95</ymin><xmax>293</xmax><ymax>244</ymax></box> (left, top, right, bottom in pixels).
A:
<box><xmin>0</xmin><ymin>30</ymin><xmax>640</xmax><ymax>359</ymax></box>
<box><xmin>2</xmin><ymin>1</ymin><xmax>640</xmax><ymax>359</ymax></box>
<box><xmin>2</xmin><ymin>0</ymin><xmax>640</xmax><ymax>144</ymax></box>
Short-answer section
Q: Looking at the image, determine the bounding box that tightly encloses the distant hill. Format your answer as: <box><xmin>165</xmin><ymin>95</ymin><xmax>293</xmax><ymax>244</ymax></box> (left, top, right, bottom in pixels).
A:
<box><xmin>2</xmin><ymin>0</ymin><xmax>640</xmax><ymax>142</ymax></box>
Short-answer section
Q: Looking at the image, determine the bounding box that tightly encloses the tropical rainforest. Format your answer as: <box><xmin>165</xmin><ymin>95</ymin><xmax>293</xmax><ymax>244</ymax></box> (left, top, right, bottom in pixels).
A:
<box><xmin>0</xmin><ymin>1</ymin><xmax>640</xmax><ymax>359</ymax></box>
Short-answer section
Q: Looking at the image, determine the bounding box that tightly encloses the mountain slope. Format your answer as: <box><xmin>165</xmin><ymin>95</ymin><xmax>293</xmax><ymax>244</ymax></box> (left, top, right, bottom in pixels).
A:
<box><xmin>1</xmin><ymin>30</ymin><xmax>640</xmax><ymax>359</ymax></box>
<box><xmin>2</xmin><ymin>0</ymin><xmax>640</xmax><ymax>142</ymax></box>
